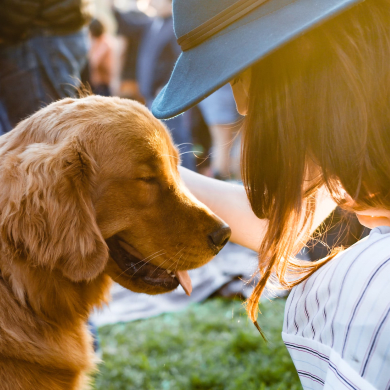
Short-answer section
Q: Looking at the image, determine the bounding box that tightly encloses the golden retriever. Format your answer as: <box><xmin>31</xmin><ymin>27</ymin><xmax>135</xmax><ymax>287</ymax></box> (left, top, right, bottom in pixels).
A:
<box><xmin>0</xmin><ymin>96</ymin><xmax>230</xmax><ymax>390</ymax></box>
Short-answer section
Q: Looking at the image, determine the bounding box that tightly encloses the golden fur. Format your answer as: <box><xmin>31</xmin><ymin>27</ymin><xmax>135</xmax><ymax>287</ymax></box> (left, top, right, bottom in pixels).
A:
<box><xmin>0</xmin><ymin>96</ymin><xmax>228</xmax><ymax>389</ymax></box>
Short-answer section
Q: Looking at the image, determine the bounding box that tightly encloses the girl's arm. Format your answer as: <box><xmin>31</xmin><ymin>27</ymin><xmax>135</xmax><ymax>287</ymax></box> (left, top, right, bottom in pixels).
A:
<box><xmin>179</xmin><ymin>167</ymin><xmax>336</xmax><ymax>252</ymax></box>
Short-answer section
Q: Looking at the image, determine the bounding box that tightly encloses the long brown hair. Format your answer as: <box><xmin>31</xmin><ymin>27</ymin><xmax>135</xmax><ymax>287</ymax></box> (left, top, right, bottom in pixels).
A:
<box><xmin>242</xmin><ymin>0</ymin><xmax>390</xmax><ymax>325</ymax></box>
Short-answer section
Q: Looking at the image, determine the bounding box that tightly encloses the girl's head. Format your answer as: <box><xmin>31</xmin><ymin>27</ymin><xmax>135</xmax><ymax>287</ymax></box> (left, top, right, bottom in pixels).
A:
<box><xmin>89</xmin><ymin>19</ymin><xmax>106</xmax><ymax>39</ymax></box>
<box><xmin>237</xmin><ymin>0</ymin><xmax>390</xmax><ymax>322</ymax></box>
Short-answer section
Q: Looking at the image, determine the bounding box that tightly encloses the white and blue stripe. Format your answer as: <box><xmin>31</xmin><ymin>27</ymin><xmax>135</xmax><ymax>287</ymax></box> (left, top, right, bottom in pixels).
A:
<box><xmin>283</xmin><ymin>226</ymin><xmax>390</xmax><ymax>390</ymax></box>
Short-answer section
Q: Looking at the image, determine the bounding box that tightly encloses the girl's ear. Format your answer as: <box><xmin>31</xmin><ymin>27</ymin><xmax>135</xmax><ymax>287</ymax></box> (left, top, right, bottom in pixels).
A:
<box><xmin>230</xmin><ymin>67</ymin><xmax>251</xmax><ymax>116</ymax></box>
<box><xmin>0</xmin><ymin>137</ymin><xmax>109</xmax><ymax>282</ymax></box>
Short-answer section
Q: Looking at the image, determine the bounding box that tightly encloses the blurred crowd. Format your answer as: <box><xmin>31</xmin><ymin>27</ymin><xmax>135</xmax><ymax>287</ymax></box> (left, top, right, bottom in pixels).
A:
<box><xmin>0</xmin><ymin>0</ymin><xmax>242</xmax><ymax>180</ymax></box>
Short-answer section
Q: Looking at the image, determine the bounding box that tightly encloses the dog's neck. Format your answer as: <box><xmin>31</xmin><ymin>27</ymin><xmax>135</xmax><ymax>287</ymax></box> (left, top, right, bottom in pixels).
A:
<box><xmin>0</xmin><ymin>253</ymin><xmax>112</xmax><ymax>325</ymax></box>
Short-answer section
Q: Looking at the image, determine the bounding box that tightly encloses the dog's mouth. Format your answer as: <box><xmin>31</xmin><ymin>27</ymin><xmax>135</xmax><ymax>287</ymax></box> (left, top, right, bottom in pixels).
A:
<box><xmin>105</xmin><ymin>235</ymin><xmax>192</xmax><ymax>295</ymax></box>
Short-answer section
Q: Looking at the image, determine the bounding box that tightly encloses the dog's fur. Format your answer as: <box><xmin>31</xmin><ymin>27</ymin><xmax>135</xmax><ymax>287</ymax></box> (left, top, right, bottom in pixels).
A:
<box><xmin>0</xmin><ymin>96</ymin><xmax>227</xmax><ymax>389</ymax></box>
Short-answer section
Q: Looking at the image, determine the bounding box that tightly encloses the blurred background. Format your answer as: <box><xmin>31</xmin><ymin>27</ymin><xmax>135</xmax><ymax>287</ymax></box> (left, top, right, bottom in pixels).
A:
<box><xmin>0</xmin><ymin>0</ymin><xmax>367</xmax><ymax>388</ymax></box>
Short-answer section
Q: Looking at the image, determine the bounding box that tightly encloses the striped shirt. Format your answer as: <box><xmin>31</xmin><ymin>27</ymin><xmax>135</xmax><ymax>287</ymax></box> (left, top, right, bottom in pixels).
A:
<box><xmin>283</xmin><ymin>226</ymin><xmax>390</xmax><ymax>390</ymax></box>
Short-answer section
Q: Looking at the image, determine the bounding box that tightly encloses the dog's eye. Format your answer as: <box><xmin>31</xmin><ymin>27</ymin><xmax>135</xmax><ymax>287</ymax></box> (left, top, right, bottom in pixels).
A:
<box><xmin>138</xmin><ymin>177</ymin><xmax>157</xmax><ymax>183</ymax></box>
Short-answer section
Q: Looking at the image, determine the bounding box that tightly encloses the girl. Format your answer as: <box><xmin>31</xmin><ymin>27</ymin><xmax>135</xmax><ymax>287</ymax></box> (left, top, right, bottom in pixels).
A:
<box><xmin>153</xmin><ymin>0</ymin><xmax>390</xmax><ymax>388</ymax></box>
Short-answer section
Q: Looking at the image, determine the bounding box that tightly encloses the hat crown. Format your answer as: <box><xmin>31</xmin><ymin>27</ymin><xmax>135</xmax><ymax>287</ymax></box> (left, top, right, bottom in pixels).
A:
<box><xmin>173</xmin><ymin>0</ymin><xmax>239</xmax><ymax>39</ymax></box>
<box><xmin>154</xmin><ymin>0</ymin><xmax>364</xmax><ymax>120</ymax></box>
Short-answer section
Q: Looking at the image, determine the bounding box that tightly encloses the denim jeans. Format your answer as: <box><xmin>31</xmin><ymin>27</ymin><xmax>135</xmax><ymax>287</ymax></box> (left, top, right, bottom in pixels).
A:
<box><xmin>0</xmin><ymin>28</ymin><xmax>89</xmax><ymax>130</ymax></box>
<box><xmin>0</xmin><ymin>101</ymin><xmax>11</xmax><ymax>136</ymax></box>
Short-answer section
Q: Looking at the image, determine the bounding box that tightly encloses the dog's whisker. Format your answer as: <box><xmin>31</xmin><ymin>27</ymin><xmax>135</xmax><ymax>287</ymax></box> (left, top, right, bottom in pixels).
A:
<box><xmin>130</xmin><ymin>251</ymin><xmax>169</xmax><ymax>277</ymax></box>
<box><xmin>148</xmin><ymin>256</ymin><xmax>172</xmax><ymax>277</ymax></box>
<box><xmin>152</xmin><ymin>247</ymin><xmax>185</xmax><ymax>277</ymax></box>
<box><xmin>138</xmin><ymin>249</ymin><xmax>166</xmax><ymax>264</ymax></box>
<box><xmin>146</xmin><ymin>246</ymin><xmax>186</xmax><ymax>278</ymax></box>
<box><xmin>173</xmin><ymin>248</ymin><xmax>186</xmax><ymax>273</ymax></box>
<box><xmin>178</xmin><ymin>151</ymin><xmax>198</xmax><ymax>156</ymax></box>
<box><xmin>176</xmin><ymin>253</ymin><xmax>185</xmax><ymax>272</ymax></box>
<box><xmin>172</xmin><ymin>248</ymin><xmax>185</xmax><ymax>262</ymax></box>
<box><xmin>175</xmin><ymin>143</ymin><xmax>194</xmax><ymax>147</ymax></box>
<box><xmin>161</xmin><ymin>248</ymin><xmax>185</xmax><ymax>269</ymax></box>
<box><xmin>120</xmin><ymin>249</ymin><xmax>165</xmax><ymax>270</ymax></box>
<box><xmin>173</xmin><ymin>258</ymin><xmax>180</xmax><ymax>274</ymax></box>
<box><xmin>114</xmin><ymin>250</ymin><xmax>166</xmax><ymax>280</ymax></box>
<box><xmin>128</xmin><ymin>254</ymin><xmax>166</xmax><ymax>277</ymax></box>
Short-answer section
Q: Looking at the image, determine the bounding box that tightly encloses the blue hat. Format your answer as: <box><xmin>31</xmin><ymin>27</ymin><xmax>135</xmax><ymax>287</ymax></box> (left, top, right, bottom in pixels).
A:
<box><xmin>152</xmin><ymin>0</ymin><xmax>364</xmax><ymax>119</ymax></box>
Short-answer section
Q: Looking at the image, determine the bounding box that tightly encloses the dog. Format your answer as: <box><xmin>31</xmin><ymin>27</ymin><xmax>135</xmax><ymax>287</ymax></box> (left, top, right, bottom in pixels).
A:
<box><xmin>0</xmin><ymin>96</ymin><xmax>230</xmax><ymax>390</ymax></box>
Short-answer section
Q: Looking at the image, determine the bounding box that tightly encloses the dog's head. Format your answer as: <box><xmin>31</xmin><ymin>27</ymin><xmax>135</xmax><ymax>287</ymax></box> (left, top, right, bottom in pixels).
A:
<box><xmin>0</xmin><ymin>96</ymin><xmax>230</xmax><ymax>295</ymax></box>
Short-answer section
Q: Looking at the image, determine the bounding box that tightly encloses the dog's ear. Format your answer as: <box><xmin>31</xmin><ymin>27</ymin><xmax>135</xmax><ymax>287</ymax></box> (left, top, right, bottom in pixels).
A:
<box><xmin>0</xmin><ymin>137</ymin><xmax>108</xmax><ymax>282</ymax></box>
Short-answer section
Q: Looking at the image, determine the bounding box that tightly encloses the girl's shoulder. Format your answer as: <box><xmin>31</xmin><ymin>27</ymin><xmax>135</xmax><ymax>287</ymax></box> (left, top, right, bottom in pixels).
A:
<box><xmin>286</xmin><ymin>226</ymin><xmax>390</xmax><ymax>323</ymax></box>
<box><xmin>302</xmin><ymin>225</ymin><xmax>390</xmax><ymax>295</ymax></box>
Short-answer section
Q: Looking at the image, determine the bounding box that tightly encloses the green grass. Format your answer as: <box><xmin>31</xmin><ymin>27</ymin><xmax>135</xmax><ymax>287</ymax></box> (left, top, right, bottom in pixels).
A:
<box><xmin>94</xmin><ymin>298</ymin><xmax>301</xmax><ymax>390</ymax></box>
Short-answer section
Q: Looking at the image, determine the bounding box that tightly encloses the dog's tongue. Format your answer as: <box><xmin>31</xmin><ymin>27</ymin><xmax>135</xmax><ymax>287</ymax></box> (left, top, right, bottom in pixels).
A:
<box><xmin>175</xmin><ymin>270</ymin><xmax>192</xmax><ymax>296</ymax></box>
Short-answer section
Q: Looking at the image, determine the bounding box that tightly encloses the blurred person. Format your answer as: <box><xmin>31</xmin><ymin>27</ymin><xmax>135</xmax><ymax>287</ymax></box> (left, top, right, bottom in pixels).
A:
<box><xmin>198</xmin><ymin>84</ymin><xmax>242</xmax><ymax>180</ymax></box>
<box><xmin>117</xmin><ymin>2</ymin><xmax>148</xmax><ymax>102</ymax></box>
<box><xmin>89</xmin><ymin>18</ymin><xmax>114</xmax><ymax>96</ymax></box>
<box><xmin>113</xmin><ymin>0</ymin><xmax>195</xmax><ymax>170</ymax></box>
<box><xmin>0</xmin><ymin>0</ymin><xmax>91</xmax><ymax>129</ymax></box>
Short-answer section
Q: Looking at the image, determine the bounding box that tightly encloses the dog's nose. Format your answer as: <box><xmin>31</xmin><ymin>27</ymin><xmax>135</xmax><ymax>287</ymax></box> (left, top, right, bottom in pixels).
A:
<box><xmin>208</xmin><ymin>224</ymin><xmax>231</xmax><ymax>254</ymax></box>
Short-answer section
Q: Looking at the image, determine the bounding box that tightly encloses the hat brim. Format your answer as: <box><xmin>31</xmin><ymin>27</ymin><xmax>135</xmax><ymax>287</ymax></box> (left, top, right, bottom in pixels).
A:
<box><xmin>152</xmin><ymin>0</ymin><xmax>363</xmax><ymax>119</ymax></box>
